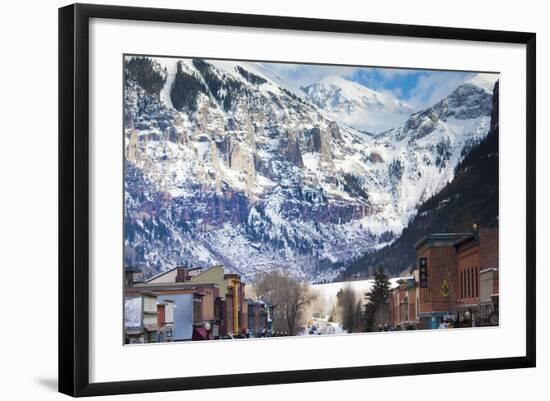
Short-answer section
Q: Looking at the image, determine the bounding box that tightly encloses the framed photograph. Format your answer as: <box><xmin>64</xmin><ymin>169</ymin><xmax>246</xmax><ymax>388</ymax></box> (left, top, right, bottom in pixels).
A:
<box><xmin>58</xmin><ymin>3</ymin><xmax>536</xmax><ymax>397</ymax></box>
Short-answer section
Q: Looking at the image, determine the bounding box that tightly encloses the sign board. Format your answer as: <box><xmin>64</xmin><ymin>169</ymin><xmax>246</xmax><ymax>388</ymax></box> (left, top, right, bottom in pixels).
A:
<box><xmin>419</xmin><ymin>257</ymin><xmax>428</xmax><ymax>288</ymax></box>
<box><xmin>440</xmin><ymin>279</ymin><xmax>450</xmax><ymax>297</ymax></box>
<box><xmin>212</xmin><ymin>324</ymin><xmax>219</xmax><ymax>338</ymax></box>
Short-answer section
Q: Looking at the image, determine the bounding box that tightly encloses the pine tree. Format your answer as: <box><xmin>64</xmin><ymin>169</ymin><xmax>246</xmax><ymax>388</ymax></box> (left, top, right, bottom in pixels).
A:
<box><xmin>125</xmin><ymin>57</ymin><xmax>166</xmax><ymax>96</ymax></box>
<box><xmin>170</xmin><ymin>62</ymin><xmax>206</xmax><ymax>112</ymax></box>
<box><xmin>364</xmin><ymin>266</ymin><xmax>391</xmax><ymax>331</ymax></box>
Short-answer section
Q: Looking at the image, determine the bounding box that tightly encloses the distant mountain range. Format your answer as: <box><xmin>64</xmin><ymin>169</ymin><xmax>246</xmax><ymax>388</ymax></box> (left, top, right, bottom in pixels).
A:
<box><xmin>123</xmin><ymin>56</ymin><xmax>498</xmax><ymax>281</ymax></box>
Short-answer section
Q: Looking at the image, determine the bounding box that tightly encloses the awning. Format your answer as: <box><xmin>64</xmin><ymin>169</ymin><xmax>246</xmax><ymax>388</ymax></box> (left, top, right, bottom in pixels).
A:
<box><xmin>143</xmin><ymin>324</ymin><xmax>159</xmax><ymax>332</ymax></box>
<box><xmin>192</xmin><ymin>326</ymin><xmax>209</xmax><ymax>341</ymax></box>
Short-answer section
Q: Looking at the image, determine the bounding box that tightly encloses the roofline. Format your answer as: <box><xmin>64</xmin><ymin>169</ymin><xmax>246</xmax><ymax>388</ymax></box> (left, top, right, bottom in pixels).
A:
<box><xmin>130</xmin><ymin>286</ymin><xmax>207</xmax><ymax>296</ymax></box>
<box><xmin>145</xmin><ymin>266</ymin><xmax>180</xmax><ymax>283</ymax></box>
<box><xmin>139</xmin><ymin>290</ymin><xmax>160</xmax><ymax>297</ymax></box>
<box><xmin>145</xmin><ymin>265</ymin><xmax>204</xmax><ymax>283</ymax></box>
<box><xmin>453</xmin><ymin>231</ymin><xmax>480</xmax><ymax>248</ymax></box>
<box><xmin>415</xmin><ymin>233</ymin><xmax>469</xmax><ymax>250</ymax></box>
<box><xmin>133</xmin><ymin>282</ymin><xmax>219</xmax><ymax>290</ymax></box>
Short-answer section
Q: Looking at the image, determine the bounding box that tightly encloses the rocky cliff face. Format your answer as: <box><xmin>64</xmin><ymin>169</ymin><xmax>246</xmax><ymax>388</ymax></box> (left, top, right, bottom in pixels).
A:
<box><xmin>123</xmin><ymin>56</ymin><xmax>497</xmax><ymax>281</ymax></box>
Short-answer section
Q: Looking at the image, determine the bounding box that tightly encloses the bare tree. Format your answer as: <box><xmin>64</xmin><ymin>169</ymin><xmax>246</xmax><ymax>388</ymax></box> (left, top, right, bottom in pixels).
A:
<box><xmin>254</xmin><ymin>270</ymin><xmax>317</xmax><ymax>335</ymax></box>
<box><xmin>336</xmin><ymin>286</ymin><xmax>364</xmax><ymax>333</ymax></box>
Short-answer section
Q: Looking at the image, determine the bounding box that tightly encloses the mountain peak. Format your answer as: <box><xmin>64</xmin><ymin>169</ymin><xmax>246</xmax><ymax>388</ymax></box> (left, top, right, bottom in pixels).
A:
<box><xmin>302</xmin><ymin>75</ymin><xmax>411</xmax><ymax>133</ymax></box>
<box><xmin>308</xmin><ymin>74</ymin><xmax>379</xmax><ymax>97</ymax></box>
<box><xmin>318</xmin><ymin>74</ymin><xmax>374</xmax><ymax>91</ymax></box>
<box><xmin>465</xmin><ymin>73</ymin><xmax>498</xmax><ymax>93</ymax></box>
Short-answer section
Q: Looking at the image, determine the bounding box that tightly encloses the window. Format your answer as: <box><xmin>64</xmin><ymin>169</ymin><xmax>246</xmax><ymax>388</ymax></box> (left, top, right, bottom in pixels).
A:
<box><xmin>193</xmin><ymin>297</ymin><xmax>202</xmax><ymax>325</ymax></box>
<box><xmin>461</xmin><ymin>270</ymin><xmax>464</xmax><ymax>299</ymax></box>
<box><xmin>475</xmin><ymin>266</ymin><xmax>478</xmax><ymax>298</ymax></box>
<box><xmin>467</xmin><ymin>268</ymin><xmax>471</xmax><ymax>298</ymax></box>
<box><xmin>464</xmin><ymin>269</ymin><xmax>467</xmax><ymax>298</ymax></box>
<box><xmin>214</xmin><ymin>297</ymin><xmax>222</xmax><ymax>321</ymax></box>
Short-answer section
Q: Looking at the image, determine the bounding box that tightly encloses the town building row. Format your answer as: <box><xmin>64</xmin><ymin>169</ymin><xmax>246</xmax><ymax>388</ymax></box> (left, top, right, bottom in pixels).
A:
<box><xmin>124</xmin><ymin>265</ymin><xmax>274</xmax><ymax>343</ymax></box>
<box><xmin>386</xmin><ymin>226</ymin><xmax>499</xmax><ymax>330</ymax></box>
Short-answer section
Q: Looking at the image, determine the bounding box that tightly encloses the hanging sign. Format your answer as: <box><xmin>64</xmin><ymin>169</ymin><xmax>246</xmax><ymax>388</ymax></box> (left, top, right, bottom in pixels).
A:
<box><xmin>419</xmin><ymin>257</ymin><xmax>428</xmax><ymax>288</ymax></box>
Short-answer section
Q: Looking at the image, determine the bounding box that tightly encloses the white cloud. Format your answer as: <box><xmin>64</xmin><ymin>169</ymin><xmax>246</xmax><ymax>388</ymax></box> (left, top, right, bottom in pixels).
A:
<box><xmin>377</xmin><ymin>68</ymin><xmax>419</xmax><ymax>79</ymax></box>
<box><xmin>405</xmin><ymin>71</ymin><xmax>473</xmax><ymax>110</ymax></box>
<box><xmin>259</xmin><ymin>63</ymin><xmax>361</xmax><ymax>87</ymax></box>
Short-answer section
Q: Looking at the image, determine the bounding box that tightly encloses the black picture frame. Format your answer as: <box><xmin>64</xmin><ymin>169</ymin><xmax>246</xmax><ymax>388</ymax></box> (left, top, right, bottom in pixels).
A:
<box><xmin>59</xmin><ymin>3</ymin><xmax>536</xmax><ymax>397</ymax></box>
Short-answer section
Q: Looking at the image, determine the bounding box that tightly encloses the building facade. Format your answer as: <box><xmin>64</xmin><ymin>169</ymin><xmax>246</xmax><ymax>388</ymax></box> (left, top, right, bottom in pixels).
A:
<box><xmin>414</xmin><ymin>233</ymin><xmax>466</xmax><ymax>329</ymax></box>
<box><xmin>125</xmin><ymin>265</ymin><xmax>248</xmax><ymax>341</ymax></box>
<box><xmin>157</xmin><ymin>299</ymin><xmax>175</xmax><ymax>342</ymax></box>
<box><xmin>396</xmin><ymin>227</ymin><xmax>500</xmax><ymax>330</ymax></box>
<box><xmin>124</xmin><ymin>291</ymin><xmax>159</xmax><ymax>344</ymax></box>
<box><xmin>454</xmin><ymin>228</ymin><xmax>499</xmax><ymax>327</ymax></box>
<box><xmin>388</xmin><ymin>276</ymin><xmax>418</xmax><ymax>329</ymax></box>
<box><xmin>246</xmin><ymin>300</ymin><xmax>274</xmax><ymax>336</ymax></box>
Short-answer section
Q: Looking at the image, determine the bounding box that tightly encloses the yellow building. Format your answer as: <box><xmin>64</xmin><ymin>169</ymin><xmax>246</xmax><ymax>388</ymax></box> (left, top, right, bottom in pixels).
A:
<box><xmin>190</xmin><ymin>266</ymin><xmax>247</xmax><ymax>335</ymax></box>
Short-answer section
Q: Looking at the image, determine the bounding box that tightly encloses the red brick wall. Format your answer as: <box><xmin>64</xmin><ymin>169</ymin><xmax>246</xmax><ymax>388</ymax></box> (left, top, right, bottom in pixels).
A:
<box><xmin>226</xmin><ymin>295</ymin><xmax>234</xmax><ymax>334</ymax></box>
<box><xmin>409</xmin><ymin>287</ymin><xmax>417</xmax><ymax>321</ymax></box>
<box><xmin>389</xmin><ymin>288</ymin><xmax>399</xmax><ymax>325</ymax></box>
<box><xmin>479</xmin><ymin>229</ymin><xmax>499</xmax><ymax>270</ymax></box>
<box><xmin>457</xmin><ymin>246</ymin><xmax>480</xmax><ymax>304</ymax></box>
<box><xmin>417</xmin><ymin>245</ymin><xmax>458</xmax><ymax>313</ymax></box>
<box><xmin>388</xmin><ymin>284</ymin><xmax>418</xmax><ymax>326</ymax></box>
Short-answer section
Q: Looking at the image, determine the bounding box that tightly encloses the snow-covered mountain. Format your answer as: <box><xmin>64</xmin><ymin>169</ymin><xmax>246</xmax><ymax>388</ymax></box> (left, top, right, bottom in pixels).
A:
<box><xmin>123</xmin><ymin>56</ymin><xmax>497</xmax><ymax>281</ymax></box>
<box><xmin>302</xmin><ymin>75</ymin><xmax>412</xmax><ymax>133</ymax></box>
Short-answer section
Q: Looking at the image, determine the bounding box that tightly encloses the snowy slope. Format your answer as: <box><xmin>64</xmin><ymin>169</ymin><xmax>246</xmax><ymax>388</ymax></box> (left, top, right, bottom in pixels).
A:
<box><xmin>312</xmin><ymin>277</ymin><xmax>409</xmax><ymax>301</ymax></box>
<box><xmin>124</xmin><ymin>55</ymin><xmax>498</xmax><ymax>281</ymax></box>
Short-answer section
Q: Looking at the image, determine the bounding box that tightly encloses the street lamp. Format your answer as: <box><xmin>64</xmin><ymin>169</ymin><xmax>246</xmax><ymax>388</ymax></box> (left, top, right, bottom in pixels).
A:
<box><xmin>464</xmin><ymin>309</ymin><xmax>475</xmax><ymax>327</ymax></box>
<box><xmin>204</xmin><ymin>321</ymin><xmax>211</xmax><ymax>340</ymax></box>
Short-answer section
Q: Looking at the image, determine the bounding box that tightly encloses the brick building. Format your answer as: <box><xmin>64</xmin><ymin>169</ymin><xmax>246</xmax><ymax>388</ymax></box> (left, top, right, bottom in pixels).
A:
<box><xmin>414</xmin><ymin>233</ymin><xmax>466</xmax><ymax>329</ymax></box>
<box><xmin>454</xmin><ymin>228</ymin><xmax>499</xmax><ymax>326</ymax></box>
<box><xmin>388</xmin><ymin>276</ymin><xmax>418</xmax><ymax>329</ymax></box>
<box><xmin>246</xmin><ymin>300</ymin><xmax>274</xmax><ymax>336</ymax></box>
<box><xmin>406</xmin><ymin>227</ymin><xmax>499</xmax><ymax>330</ymax></box>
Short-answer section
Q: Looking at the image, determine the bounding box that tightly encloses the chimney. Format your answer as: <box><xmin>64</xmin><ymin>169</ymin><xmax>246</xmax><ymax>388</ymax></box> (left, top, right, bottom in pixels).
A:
<box><xmin>176</xmin><ymin>266</ymin><xmax>188</xmax><ymax>282</ymax></box>
<box><xmin>125</xmin><ymin>270</ymin><xmax>134</xmax><ymax>288</ymax></box>
<box><xmin>125</xmin><ymin>266</ymin><xmax>142</xmax><ymax>288</ymax></box>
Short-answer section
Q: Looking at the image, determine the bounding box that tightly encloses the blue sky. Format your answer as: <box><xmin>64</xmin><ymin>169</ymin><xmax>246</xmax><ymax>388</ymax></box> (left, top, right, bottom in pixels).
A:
<box><xmin>260</xmin><ymin>62</ymin><xmax>481</xmax><ymax>111</ymax></box>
